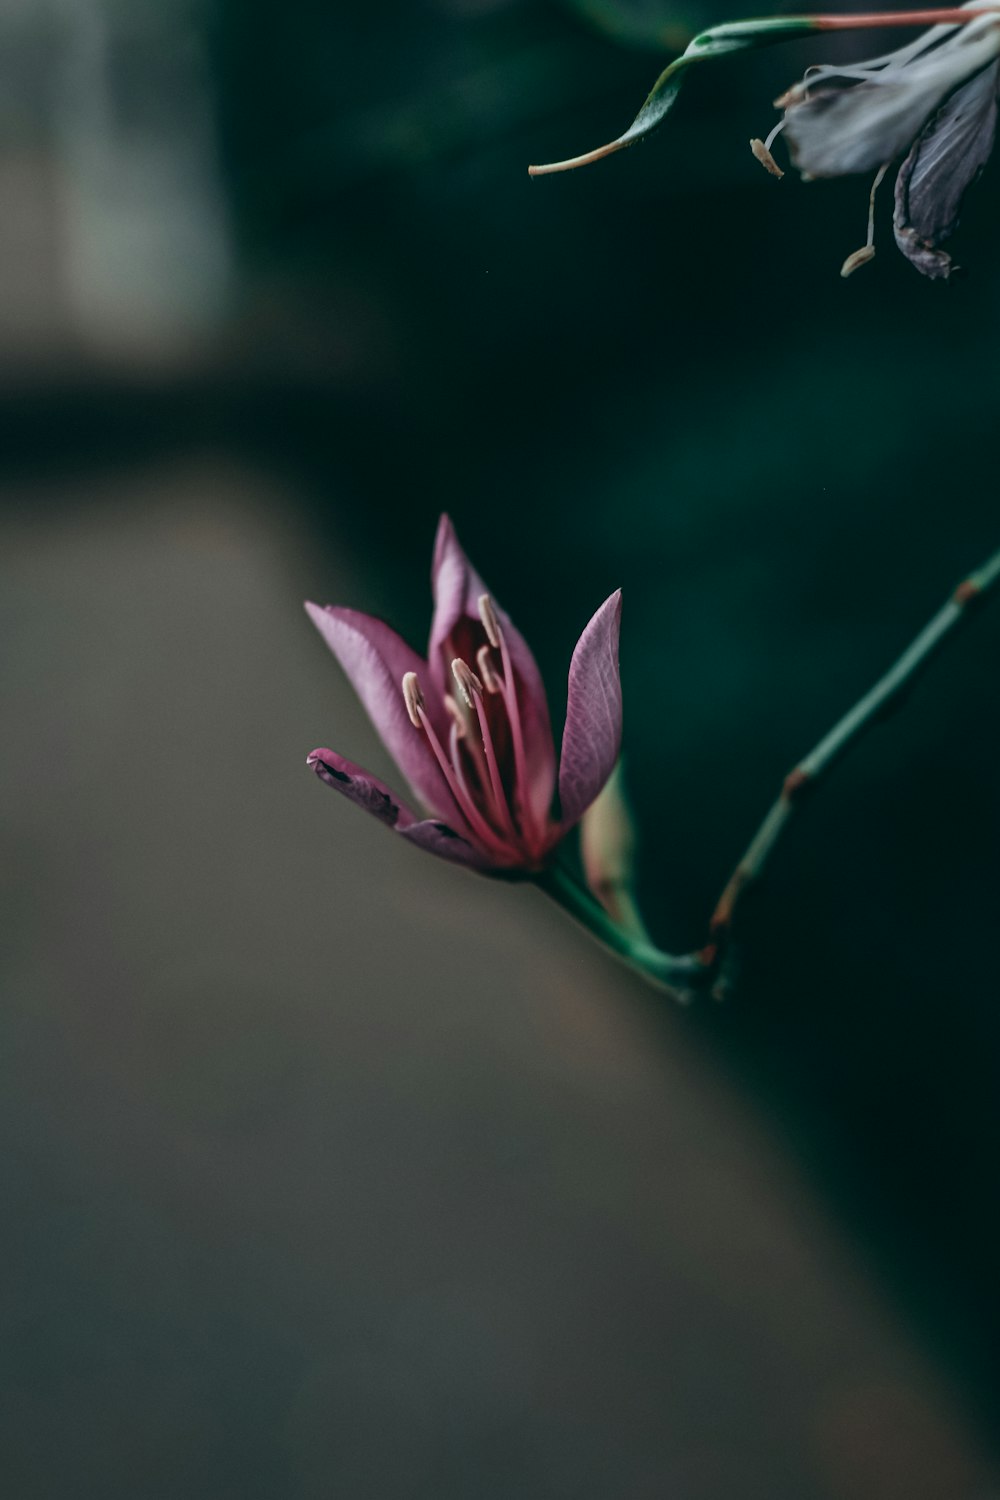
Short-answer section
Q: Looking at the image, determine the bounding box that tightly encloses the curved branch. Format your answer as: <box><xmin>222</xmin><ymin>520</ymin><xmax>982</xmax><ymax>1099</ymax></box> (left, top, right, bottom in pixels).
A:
<box><xmin>705</xmin><ymin>546</ymin><xmax>1000</xmax><ymax>960</ymax></box>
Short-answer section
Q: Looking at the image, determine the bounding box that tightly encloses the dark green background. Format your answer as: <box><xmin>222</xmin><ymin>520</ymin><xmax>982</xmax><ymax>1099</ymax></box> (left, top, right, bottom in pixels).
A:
<box><xmin>211</xmin><ymin>0</ymin><xmax>1000</xmax><ymax>1411</ymax></box>
<box><xmin>3</xmin><ymin>0</ymin><xmax>998</xmax><ymax>1492</ymax></box>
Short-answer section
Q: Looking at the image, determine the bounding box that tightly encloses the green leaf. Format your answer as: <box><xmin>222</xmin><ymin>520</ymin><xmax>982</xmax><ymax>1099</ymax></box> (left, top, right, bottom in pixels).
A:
<box><xmin>528</xmin><ymin>15</ymin><xmax>826</xmax><ymax>177</ymax></box>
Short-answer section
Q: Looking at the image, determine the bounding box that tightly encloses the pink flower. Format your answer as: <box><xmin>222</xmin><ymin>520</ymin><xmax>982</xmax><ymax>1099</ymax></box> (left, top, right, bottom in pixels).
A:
<box><xmin>305</xmin><ymin>516</ymin><xmax>623</xmax><ymax>874</ymax></box>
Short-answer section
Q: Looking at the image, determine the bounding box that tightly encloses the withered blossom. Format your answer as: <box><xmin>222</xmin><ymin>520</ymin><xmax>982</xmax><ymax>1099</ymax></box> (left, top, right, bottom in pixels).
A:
<box><xmin>529</xmin><ymin>4</ymin><xmax>1000</xmax><ymax>278</ymax></box>
<box><xmin>761</xmin><ymin>4</ymin><xmax>1000</xmax><ymax>276</ymax></box>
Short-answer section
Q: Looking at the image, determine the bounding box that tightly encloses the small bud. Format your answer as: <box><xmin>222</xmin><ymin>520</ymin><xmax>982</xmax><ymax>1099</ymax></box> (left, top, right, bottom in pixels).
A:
<box><xmin>451</xmin><ymin>657</ymin><xmax>484</xmax><ymax>708</ymax></box>
<box><xmin>580</xmin><ymin>760</ymin><xmax>649</xmax><ymax>940</ymax></box>
<box><xmin>478</xmin><ymin>594</ymin><xmax>502</xmax><ymax>649</ymax></box>
<box><xmin>750</xmin><ymin>137</ymin><xmax>784</xmax><ymax>178</ymax></box>
<box><xmin>476</xmin><ymin>645</ymin><xmax>502</xmax><ymax>693</ymax></box>
<box><xmin>402</xmin><ymin>671</ymin><xmax>425</xmax><ymax>729</ymax></box>
<box><xmin>840</xmin><ymin>245</ymin><xmax>875</xmax><ymax>278</ymax></box>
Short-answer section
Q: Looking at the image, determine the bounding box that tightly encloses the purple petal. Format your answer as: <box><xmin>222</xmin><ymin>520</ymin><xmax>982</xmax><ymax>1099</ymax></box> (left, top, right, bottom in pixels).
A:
<box><xmin>308</xmin><ymin>749</ymin><xmax>416</xmax><ymax>826</ymax></box>
<box><xmin>305</xmin><ymin>603</ymin><xmax>460</xmax><ymax>825</ymax></box>
<box><xmin>428</xmin><ymin>513</ymin><xmax>490</xmax><ymax>671</ymax></box>
<box><xmin>398</xmin><ymin>819</ymin><xmax>496</xmax><ymax>870</ymax></box>
<box><xmin>308</xmin><ymin>750</ymin><xmax>494</xmax><ymax>870</ymax></box>
<box><xmin>893</xmin><ymin>59</ymin><xmax>999</xmax><ymax>279</ymax></box>
<box><xmin>557</xmin><ymin>591</ymin><xmax>623</xmax><ymax>829</ymax></box>
<box><xmin>429</xmin><ymin>515</ymin><xmax>557</xmax><ymax>823</ymax></box>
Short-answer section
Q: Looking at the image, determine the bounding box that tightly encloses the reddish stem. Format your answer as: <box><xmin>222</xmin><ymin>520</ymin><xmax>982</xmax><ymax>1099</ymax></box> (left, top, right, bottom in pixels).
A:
<box><xmin>814</xmin><ymin>8</ymin><xmax>987</xmax><ymax>25</ymax></box>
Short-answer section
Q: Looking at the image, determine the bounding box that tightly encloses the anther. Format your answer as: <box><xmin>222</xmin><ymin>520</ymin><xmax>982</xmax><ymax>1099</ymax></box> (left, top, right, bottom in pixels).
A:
<box><xmin>451</xmin><ymin>657</ymin><xmax>484</xmax><ymax>708</ymax></box>
<box><xmin>840</xmin><ymin>245</ymin><xmax>875</xmax><ymax>277</ymax></box>
<box><xmin>476</xmin><ymin>645</ymin><xmax>502</xmax><ymax>693</ymax></box>
<box><xmin>402</xmin><ymin>671</ymin><xmax>425</xmax><ymax>729</ymax></box>
<box><xmin>841</xmin><ymin>161</ymin><xmax>888</xmax><ymax>279</ymax></box>
<box><xmin>750</xmin><ymin>137</ymin><xmax>784</xmax><ymax>178</ymax></box>
<box><xmin>478</xmin><ymin>594</ymin><xmax>502</xmax><ymax>649</ymax></box>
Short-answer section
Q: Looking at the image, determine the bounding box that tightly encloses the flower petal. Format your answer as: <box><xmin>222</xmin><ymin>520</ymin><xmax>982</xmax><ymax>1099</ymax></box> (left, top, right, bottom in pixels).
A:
<box><xmin>307</xmin><ymin>748</ymin><xmax>416</xmax><ymax>826</ymax></box>
<box><xmin>398</xmin><ymin>819</ymin><xmax>496</xmax><ymax>869</ymax></box>
<box><xmin>782</xmin><ymin>17</ymin><xmax>1000</xmax><ymax>178</ymax></box>
<box><xmin>428</xmin><ymin>512</ymin><xmax>491</xmax><ymax>672</ymax></box>
<box><xmin>305</xmin><ymin>603</ymin><xmax>461</xmax><ymax>825</ymax></box>
<box><xmin>429</xmin><ymin>514</ymin><xmax>557</xmax><ymax>822</ymax></box>
<box><xmin>557</xmin><ymin>591</ymin><xmax>623</xmax><ymax>830</ymax></box>
<box><xmin>893</xmin><ymin>58</ymin><xmax>999</xmax><ymax>278</ymax></box>
<box><xmin>308</xmin><ymin>750</ymin><xmax>493</xmax><ymax>869</ymax></box>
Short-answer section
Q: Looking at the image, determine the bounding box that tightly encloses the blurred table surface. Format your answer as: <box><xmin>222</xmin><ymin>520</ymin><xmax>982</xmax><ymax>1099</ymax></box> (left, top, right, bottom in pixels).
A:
<box><xmin>1</xmin><ymin>456</ymin><xmax>996</xmax><ymax>1500</ymax></box>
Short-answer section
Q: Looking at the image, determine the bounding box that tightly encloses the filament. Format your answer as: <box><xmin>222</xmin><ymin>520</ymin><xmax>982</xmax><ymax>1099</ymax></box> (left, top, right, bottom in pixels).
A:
<box><xmin>415</xmin><ymin>703</ymin><xmax>512</xmax><ymax>858</ymax></box>
<box><xmin>470</xmin><ymin>692</ymin><xmax>518</xmax><ymax>840</ymax></box>
<box><xmin>867</xmin><ymin>160</ymin><xmax>890</xmax><ymax>247</ymax></box>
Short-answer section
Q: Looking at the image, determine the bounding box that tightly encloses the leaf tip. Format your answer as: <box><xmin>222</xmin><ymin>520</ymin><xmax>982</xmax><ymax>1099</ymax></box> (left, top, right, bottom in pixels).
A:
<box><xmin>526</xmin><ymin>139</ymin><xmax>628</xmax><ymax>177</ymax></box>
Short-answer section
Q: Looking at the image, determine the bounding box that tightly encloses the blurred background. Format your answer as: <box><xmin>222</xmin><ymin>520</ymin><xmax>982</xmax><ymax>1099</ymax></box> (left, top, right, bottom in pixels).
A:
<box><xmin>2</xmin><ymin>0</ymin><xmax>999</xmax><ymax>1494</ymax></box>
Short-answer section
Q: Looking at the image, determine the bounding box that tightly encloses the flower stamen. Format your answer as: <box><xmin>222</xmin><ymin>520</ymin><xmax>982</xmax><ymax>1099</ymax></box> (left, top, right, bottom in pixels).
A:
<box><xmin>451</xmin><ymin>657</ymin><xmax>484</xmax><ymax>708</ymax></box>
<box><xmin>840</xmin><ymin>159</ymin><xmax>889</xmax><ymax>276</ymax></box>
<box><xmin>476</xmin><ymin>645</ymin><xmax>502</xmax><ymax>693</ymax></box>
<box><xmin>477</xmin><ymin>593</ymin><xmax>536</xmax><ymax>844</ymax></box>
<box><xmin>431</xmin><ymin>718</ymin><xmax>512</xmax><ymax>858</ymax></box>
<box><xmin>401</xmin><ymin>666</ymin><xmax>521</xmax><ymax>858</ymax></box>
<box><xmin>452</xmin><ymin>656</ymin><xmax>518</xmax><ymax>842</ymax></box>
<box><xmin>750</xmin><ymin>122</ymin><xmax>785</xmax><ymax>175</ymax></box>
<box><xmin>478</xmin><ymin>593</ymin><xmax>502</xmax><ymax>649</ymax></box>
<box><xmin>400</xmin><ymin>670</ymin><xmax>509</xmax><ymax>854</ymax></box>
<box><xmin>402</xmin><ymin>670</ymin><xmax>425</xmax><ymax>729</ymax></box>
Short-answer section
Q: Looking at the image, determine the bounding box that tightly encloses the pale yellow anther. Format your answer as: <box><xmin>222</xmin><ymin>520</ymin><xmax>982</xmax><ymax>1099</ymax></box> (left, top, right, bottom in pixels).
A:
<box><xmin>750</xmin><ymin>137</ymin><xmax>784</xmax><ymax>178</ymax></box>
<box><xmin>477</xmin><ymin>593</ymin><xmax>502</xmax><ymax>649</ymax></box>
<box><xmin>773</xmin><ymin>85</ymin><xmax>803</xmax><ymax>110</ymax></box>
<box><xmin>402</xmin><ymin>671</ymin><xmax>425</xmax><ymax>729</ymax></box>
<box><xmin>476</xmin><ymin>644</ymin><xmax>502</xmax><ymax>693</ymax></box>
<box><xmin>840</xmin><ymin>245</ymin><xmax>875</xmax><ymax>278</ymax></box>
<box><xmin>451</xmin><ymin>657</ymin><xmax>484</xmax><ymax>709</ymax></box>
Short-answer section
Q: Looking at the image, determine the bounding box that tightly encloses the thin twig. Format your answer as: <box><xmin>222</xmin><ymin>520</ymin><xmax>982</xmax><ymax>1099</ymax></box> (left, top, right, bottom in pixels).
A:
<box><xmin>536</xmin><ymin>863</ymin><xmax>707</xmax><ymax>998</ymax></box>
<box><xmin>705</xmin><ymin>546</ymin><xmax>1000</xmax><ymax>957</ymax></box>
<box><xmin>540</xmin><ymin>547</ymin><xmax>1000</xmax><ymax>998</ymax></box>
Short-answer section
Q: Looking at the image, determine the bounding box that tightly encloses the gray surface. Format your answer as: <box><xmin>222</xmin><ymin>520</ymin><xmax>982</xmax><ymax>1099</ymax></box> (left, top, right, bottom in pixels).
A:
<box><xmin>1</xmin><ymin>458</ymin><xmax>994</xmax><ymax>1499</ymax></box>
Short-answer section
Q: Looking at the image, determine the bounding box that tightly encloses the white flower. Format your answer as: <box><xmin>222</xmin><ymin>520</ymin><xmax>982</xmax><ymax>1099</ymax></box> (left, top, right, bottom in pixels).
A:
<box><xmin>770</xmin><ymin>5</ymin><xmax>1000</xmax><ymax>276</ymax></box>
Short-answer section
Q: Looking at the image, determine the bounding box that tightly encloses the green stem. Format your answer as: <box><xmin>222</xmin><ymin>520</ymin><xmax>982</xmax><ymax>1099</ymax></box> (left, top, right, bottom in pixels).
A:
<box><xmin>709</xmin><ymin>546</ymin><xmax>1000</xmax><ymax>941</ymax></box>
<box><xmin>539</xmin><ymin>547</ymin><xmax>999</xmax><ymax>999</ymax></box>
<box><xmin>536</xmin><ymin>862</ymin><xmax>709</xmax><ymax>996</ymax></box>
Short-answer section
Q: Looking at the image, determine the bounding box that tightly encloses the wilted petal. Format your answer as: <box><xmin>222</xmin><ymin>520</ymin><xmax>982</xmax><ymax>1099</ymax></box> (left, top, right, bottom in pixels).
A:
<box><xmin>307</xmin><ymin>748</ymin><xmax>415</xmax><ymax>826</ymax></box>
<box><xmin>429</xmin><ymin>514</ymin><xmax>557</xmax><ymax>820</ymax></box>
<box><xmin>305</xmin><ymin>603</ymin><xmax>462</xmax><ymax>825</ymax></box>
<box><xmin>784</xmin><ymin>80</ymin><xmax>939</xmax><ymax>175</ymax></box>
<box><xmin>557</xmin><ymin>591</ymin><xmax>623</xmax><ymax>829</ymax></box>
<box><xmin>782</xmin><ymin>16</ymin><xmax>1000</xmax><ymax>178</ymax></box>
<box><xmin>894</xmin><ymin>58</ymin><xmax>999</xmax><ymax>278</ymax></box>
<box><xmin>308</xmin><ymin>750</ymin><xmax>493</xmax><ymax>869</ymax></box>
